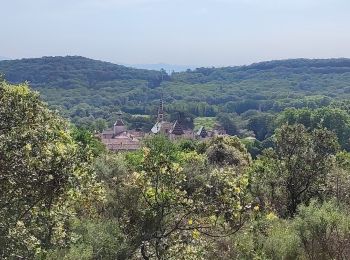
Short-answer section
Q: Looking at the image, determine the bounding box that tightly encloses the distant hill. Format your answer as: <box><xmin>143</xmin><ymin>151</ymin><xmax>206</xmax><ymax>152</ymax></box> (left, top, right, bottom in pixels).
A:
<box><xmin>0</xmin><ymin>56</ymin><xmax>166</xmax><ymax>88</ymax></box>
<box><xmin>0</xmin><ymin>56</ymin><xmax>10</xmax><ymax>61</ymax></box>
<box><xmin>129</xmin><ymin>63</ymin><xmax>196</xmax><ymax>73</ymax></box>
<box><xmin>1</xmin><ymin>56</ymin><xmax>350</xmax><ymax>126</ymax></box>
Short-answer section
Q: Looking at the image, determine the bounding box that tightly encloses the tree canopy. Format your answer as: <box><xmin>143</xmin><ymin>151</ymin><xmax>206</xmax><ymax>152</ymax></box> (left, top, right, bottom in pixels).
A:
<box><xmin>2</xmin><ymin>56</ymin><xmax>350</xmax><ymax>132</ymax></box>
<box><xmin>0</xmin><ymin>80</ymin><xmax>102</xmax><ymax>258</ymax></box>
<box><xmin>4</xmin><ymin>60</ymin><xmax>350</xmax><ymax>259</ymax></box>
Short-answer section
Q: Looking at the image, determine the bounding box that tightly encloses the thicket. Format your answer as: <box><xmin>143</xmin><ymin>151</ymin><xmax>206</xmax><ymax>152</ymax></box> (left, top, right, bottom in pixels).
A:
<box><xmin>2</xmin><ymin>56</ymin><xmax>350</xmax><ymax>134</ymax></box>
<box><xmin>3</xmin><ymin>80</ymin><xmax>350</xmax><ymax>259</ymax></box>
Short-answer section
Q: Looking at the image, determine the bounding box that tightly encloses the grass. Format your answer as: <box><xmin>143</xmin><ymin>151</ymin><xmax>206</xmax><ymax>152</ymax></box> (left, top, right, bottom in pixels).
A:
<box><xmin>194</xmin><ymin>117</ymin><xmax>217</xmax><ymax>131</ymax></box>
<box><xmin>132</xmin><ymin>114</ymin><xmax>151</xmax><ymax>118</ymax></box>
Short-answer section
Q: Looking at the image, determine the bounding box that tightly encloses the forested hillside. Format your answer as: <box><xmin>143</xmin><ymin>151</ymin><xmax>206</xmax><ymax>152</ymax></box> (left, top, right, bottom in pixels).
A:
<box><xmin>2</xmin><ymin>57</ymin><xmax>350</xmax><ymax>118</ymax></box>
<box><xmin>2</xmin><ymin>56</ymin><xmax>350</xmax><ymax>135</ymax></box>
<box><xmin>0</xmin><ymin>56</ymin><xmax>166</xmax><ymax>87</ymax></box>
<box><xmin>3</xmin><ymin>79</ymin><xmax>350</xmax><ymax>259</ymax></box>
<box><xmin>2</xmin><ymin>58</ymin><xmax>350</xmax><ymax>258</ymax></box>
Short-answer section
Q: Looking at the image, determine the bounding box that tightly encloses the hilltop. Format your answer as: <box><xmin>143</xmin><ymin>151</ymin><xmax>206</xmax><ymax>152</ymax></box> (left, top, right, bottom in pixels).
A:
<box><xmin>0</xmin><ymin>56</ymin><xmax>10</xmax><ymax>61</ymax></box>
<box><xmin>1</xmin><ymin>56</ymin><xmax>350</xmax><ymax>127</ymax></box>
<box><xmin>0</xmin><ymin>56</ymin><xmax>166</xmax><ymax>88</ymax></box>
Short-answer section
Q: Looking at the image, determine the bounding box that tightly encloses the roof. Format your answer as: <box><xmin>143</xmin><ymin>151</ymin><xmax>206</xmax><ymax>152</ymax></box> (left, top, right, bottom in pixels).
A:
<box><xmin>101</xmin><ymin>135</ymin><xmax>140</xmax><ymax>151</ymax></box>
<box><xmin>170</xmin><ymin>120</ymin><xmax>184</xmax><ymax>135</ymax></box>
<box><xmin>151</xmin><ymin>122</ymin><xmax>162</xmax><ymax>134</ymax></box>
<box><xmin>107</xmin><ymin>143</ymin><xmax>140</xmax><ymax>151</ymax></box>
<box><xmin>196</xmin><ymin>126</ymin><xmax>207</xmax><ymax>137</ymax></box>
<box><xmin>128</xmin><ymin>130</ymin><xmax>145</xmax><ymax>138</ymax></box>
<box><xmin>114</xmin><ymin>119</ymin><xmax>125</xmax><ymax>126</ymax></box>
<box><xmin>102</xmin><ymin>135</ymin><xmax>138</xmax><ymax>143</ymax></box>
<box><xmin>151</xmin><ymin>121</ymin><xmax>173</xmax><ymax>134</ymax></box>
<box><xmin>102</xmin><ymin>129</ymin><xmax>114</xmax><ymax>135</ymax></box>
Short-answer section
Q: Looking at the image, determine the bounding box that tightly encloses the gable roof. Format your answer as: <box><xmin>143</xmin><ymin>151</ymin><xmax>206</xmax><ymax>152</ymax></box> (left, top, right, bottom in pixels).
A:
<box><xmin>151</xmin><ymin>121</ymin><xmax>173</xmax><ymax>134</ymax></box>
<box><xmin>114</xmin><ymin>119</ymin><xmax>125</xmax><ymax>126</ymax></box>
<box><xmin>151</xmin><ymin>121</ymin><xmax>162</xmax><ymax>134</ymax></box>
<box><xmin>196</xmin><ymin>126</ymin><xmax>207</xmax><ymax>138</ymax></box>
<box><xmin>170</xmin><ymin>120</ymin><xmax>184</xmax><ymax>135</ymax></box>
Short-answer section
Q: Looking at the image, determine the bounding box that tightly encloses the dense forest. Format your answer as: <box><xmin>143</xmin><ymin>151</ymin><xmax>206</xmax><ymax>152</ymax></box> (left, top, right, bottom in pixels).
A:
<box><xmin>3</xmin><ymin>58</ymin><xmax>350</xmax><ymax>259</ymax></box>
<box><xmin>1</xmin><ymin>56</ymin><xmax>350</xmax><ymax>131</ymax></box>
<box><xmin>3</xmin><ymin>72</ymin><xmax>350</xmax><ymax>259</ymax></box>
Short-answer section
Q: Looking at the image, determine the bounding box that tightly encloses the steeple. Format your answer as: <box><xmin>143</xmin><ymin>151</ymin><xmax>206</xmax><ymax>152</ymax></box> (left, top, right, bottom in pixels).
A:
<box><xmin>114</xmin><ymin>110</ymin><xmax>126</xmax><ymax>135</ymax></box>
<box><xmin>157</xmin><ymin>93</ymin><xmax>164</xmax><ymax>122</ymax></box>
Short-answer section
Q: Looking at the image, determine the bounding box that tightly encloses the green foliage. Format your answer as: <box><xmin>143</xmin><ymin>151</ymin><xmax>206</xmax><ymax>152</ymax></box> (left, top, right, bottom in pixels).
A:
<box><xmin>218</xmin><ymin>200</ymin><xmax>350</xmax><ymax>260</ymax></box>
<box><xmin>293</xmin><ymin>200</ymin><xmax>350</xmax><ymax>259</ymax></box>
<box><xmin>176</xmin><ymin>139</ymin><xmax>199</xmax><ymax>152</ymax></box>
<box><xmin>193</xmin><ymin>117</ymin><xmax>217</xmax><ymax>131</ymax></box>
<box><xmin>239</xmin><ymin>201</ymin><xmax>350</xmax><ymax>260</ymax></box>
<box><xmin>216</xmin><ymin>113</ymin><xmax>238</xmax><ymax>135</ymax></box>
<box><xmin>0</xmin><ymin>56</ymin><xmax>169</xmax><ymax>131</ymax></box>
<box><xmin>241</xmin><ymin>138</ymin><xmax>263</xmax><ymax>159</ymax></box>
<box><xmin>93</xmin><ymin>153</ymin><xmax>131</xmax><ymax>220</ymax></box>
<box><xmin>142</xmin><ymin>135</ymin><xmax>179</xmax><ymax>160</ymax></box>
<box><xmin>169</xmin><ymin>111</ymin><xmax>195</xmax><ymax>129</ymax></box>
<box><xmin>206</xmin><ymin>136</ymin><xmax>252</xmax><ymax>167</ymax></box>
<box><xmin>47</xmin><ymin>244</ymin><xmax>93</xmax><ymax>260</ymax></box>
<box><xmin>0</xmin><ymin>56</ymin><xmax>167</xmax><ymax>88</ymax></box>
<box><xmin>71</xmin><ymin>127</ymin><xmax>106</xmax><ymax>158</ymax></box>
<box><xmin>324</xmin><ymin>151</ymin><xmax>350</xmax><ymax>206</ymax></box>
<box><xmin>247</xmin><ymin>113</ymin><xmax>275</xmax><ymax>141</ymax></box>
<box><xmin>0</xmin><ymin>81</ymin><xmax>103</xmax><ymax>258</ymax></box>
<box><xmin>251</xmin><ymin>124</ymin><xmax>339</xmax><ymax>217</ymax></box>
<box><xmin>5</xmin><ymin>57</ymin><xmax>350</xmax><ymax>258</ymax></box>
<box><xmin>279</xmin><ymin>107</ymin><xmax>350</xmax><ymax>150</ymax></box>
<box><xmin>262</xmin><ymin>220</ymin><xmax>301</xmax><ymax>260</ymax></box>
<box><xmin>47</xmin><ymin>219</ymin><xmax>128</xmax><ymax>260</ymax></box>
<box><xmin>112</xmin><ymin>136</ymin><xmax>253</xmax><ymax>259</ymax></box>
<box><xmin>3</xmin><ymin>57</ymin><xmax>350</xmax><ymax>135</ymax></box>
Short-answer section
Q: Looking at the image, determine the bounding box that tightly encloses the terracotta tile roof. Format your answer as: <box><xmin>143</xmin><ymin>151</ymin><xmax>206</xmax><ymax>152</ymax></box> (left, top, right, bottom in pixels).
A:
<box><xmin>101</xmin><ymin>136</ymin><xmax>140</xmax><ymax>151</ymax></box>
<box><xmin>101</xmin><ymin>129</ymin><xmax>114</xmax><ymax>135</ymax></box>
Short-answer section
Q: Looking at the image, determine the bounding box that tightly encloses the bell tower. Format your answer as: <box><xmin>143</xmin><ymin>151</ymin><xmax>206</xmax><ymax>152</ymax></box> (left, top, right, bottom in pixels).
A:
<box><xmin>157</xmin><ymin>93</ymin><xmax>164</xmax><ymax>122</ymax></box>
<box><xmin>113</xmin><ymin>110</ymin><xmax>126</xmax><ymax>135</ymax></box>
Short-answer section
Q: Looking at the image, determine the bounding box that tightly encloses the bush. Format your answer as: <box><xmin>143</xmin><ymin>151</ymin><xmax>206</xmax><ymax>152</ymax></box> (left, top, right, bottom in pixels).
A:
<box><xmin>294</xmin><ymin>200</ymin><xmax>350</xmax><ymax>259</ymax></box>
<box><xmin>206</xmin><ymin>136</ymin><xmax>251</xmax><ymax>168</ymax></box>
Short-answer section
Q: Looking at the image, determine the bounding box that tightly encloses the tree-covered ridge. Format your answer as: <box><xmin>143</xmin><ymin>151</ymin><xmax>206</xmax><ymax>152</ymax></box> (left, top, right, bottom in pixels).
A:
<box><xmin>2</xmin><ymin>56</ymin><xmax>350</xmax><ymax>135</ymax></box>
<box><xmin>0</xmin><ymin>56</ymin><xmax>166</xmax><ymax>88</ymax></box>
<box><xmin>4</xmin><ymin>81</ymin><xmax>350</xmax><ymax>259</ymax></box>
<box><xmin>167</xmin><ymin>59</ymin><xmax>350</xmax><ymax>112</ymax></box>
<box><xmin>2</xmin><ymin>57</ymin><xmax>350</xmax><ymax>117</ymax></box>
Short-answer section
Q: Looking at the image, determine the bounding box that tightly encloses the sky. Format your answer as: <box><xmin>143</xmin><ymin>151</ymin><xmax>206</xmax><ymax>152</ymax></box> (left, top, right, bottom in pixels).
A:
<box><xmin>1</xmin><ymin>0</ymin><xmax>350</xmax><ymax>67</ymax></box>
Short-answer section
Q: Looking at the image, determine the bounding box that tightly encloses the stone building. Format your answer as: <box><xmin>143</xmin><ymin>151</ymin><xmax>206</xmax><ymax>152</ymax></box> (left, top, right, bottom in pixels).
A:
<box><xmin>99</xmin><ymin>112</ymin><xmax>142</xmax><ymax>151</ymax></box>
<box><xmin>99</xmin><ymin>97</ymin><xmax>228</xmax><ymax>151</ymax></box>
<box><xmin>151</xmin><ymin>96</ymin><xmax>193</xmax><ymax>140</ymax></box>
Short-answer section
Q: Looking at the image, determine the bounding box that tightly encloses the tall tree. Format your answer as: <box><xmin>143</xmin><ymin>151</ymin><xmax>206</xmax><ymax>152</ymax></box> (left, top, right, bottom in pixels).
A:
<box><xmin>251</xmin><ymin>124</ymin><xmax>339</xmax><ymax>217</ymax></box>
<box><xmin>0</xmin><ymin>81</ymin><xmax>101</xmax><ymax>258</ymax></box>
<box><xmin>119</xmin><ymin>136</ymin><xmax>253</xmax><ymax>259</ymax></box>
<box><xmin>216</xmin><ymin>113</ymin><xmax>238</xmax><ymax>136</ymax></box>
<box><xmin>279</xmin><ymin>107</ymin><xmax>350</xmax><ymax>150</ymax></box>
<box><xmin>247</xmin><ymin>113</ymin><xmax>275</xmax><ymax>141</ymax></box>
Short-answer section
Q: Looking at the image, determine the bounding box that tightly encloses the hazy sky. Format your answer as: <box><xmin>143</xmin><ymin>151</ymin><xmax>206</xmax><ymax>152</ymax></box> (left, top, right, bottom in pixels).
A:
<box><xmin>2</xmin><ymin>0</ymin><xmax>350</xmax><ymax>66</ymax></box>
